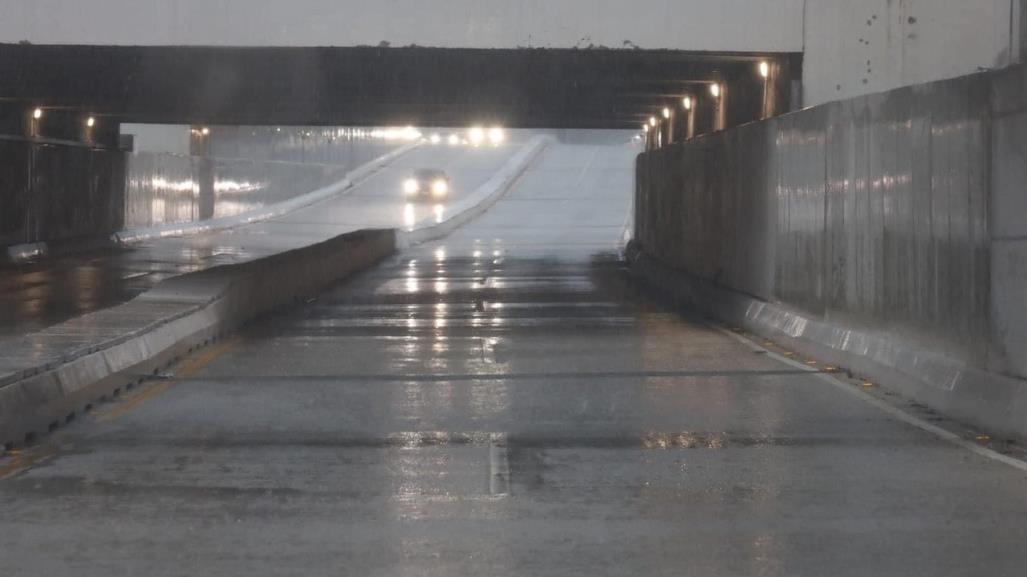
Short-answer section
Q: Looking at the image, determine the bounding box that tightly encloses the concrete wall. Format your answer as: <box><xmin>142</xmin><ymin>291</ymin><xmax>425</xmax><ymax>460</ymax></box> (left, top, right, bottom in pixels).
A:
<box><xmin>0</xmin><ymin>137</ymin><xmax>124</xmax><ymax>250</ymax></box>
<box><xmin>122</xmin><ymin>126</ymin><xmax>405</xmax><ymax>230</ymax></box>
<box><xmin>635</xmin><ymin>64</ymin><xmax>1027</xmax><ymax>382</ymax></box>
<box><xmin>990</xmin><ymin>66</ymin><xmax>1027</xmax><ymax>381</ymax></box>
<box><xmin>121</xmin><ymin>124</ymin><xmax>190</xmax><ymax>155</ymax></box>
<box><xmin>803</xmin><ymin>0</ymin><xmax>1022</xmax><ymax>105</ymax></box>
<box><xmin>124</xmin><ymin>154</ymin><xmax>347</xmax><ymax>230</ymax></box>
<box><xmin>0</xmin><ymin>0</ymin><xmax>804</xmax><ymax>51</ymax></box>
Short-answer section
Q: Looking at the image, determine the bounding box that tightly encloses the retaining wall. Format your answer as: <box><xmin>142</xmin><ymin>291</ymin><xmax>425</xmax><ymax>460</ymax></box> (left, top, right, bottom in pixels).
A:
<box><xmin>0</xmin><ymin>137</ymin><xmax>124</xmax><ymax>250</ymax></box>
<box><xmin>124</xmin><ymin>153</ymin><xmax>349</xmax><ymax>230</ymax></box>
<box><xmin>634</xmin><ymin>63</ymin><xmax>1027</xmax><ymax>436</ymax></box>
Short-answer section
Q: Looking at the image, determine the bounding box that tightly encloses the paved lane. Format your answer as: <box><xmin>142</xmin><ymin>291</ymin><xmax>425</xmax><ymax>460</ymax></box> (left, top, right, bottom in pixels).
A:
<box><xmin>3</xmin><ymin>138</ymin><xmax>1027</xmax><ymax>576</ymax></box>
<box><xmin>0</xmin><ymin>138</ymin><xmax>524</xmax><ymax>337</ymax></box>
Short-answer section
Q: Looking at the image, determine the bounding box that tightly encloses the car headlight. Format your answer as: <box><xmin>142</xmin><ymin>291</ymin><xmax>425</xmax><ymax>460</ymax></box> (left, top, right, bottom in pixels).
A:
<box><xmin>431</xmin><ymin>179</ymin><xmax>449</xmax><ymax>197</ymax></box>
<box><xmin>403</xmin><ymin>178</ymin><xmax>419</xmax><ymax>194</ymax></box>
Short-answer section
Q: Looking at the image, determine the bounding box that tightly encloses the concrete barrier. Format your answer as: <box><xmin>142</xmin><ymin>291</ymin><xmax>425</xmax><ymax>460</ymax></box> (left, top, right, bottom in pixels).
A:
<box><xmin>0</xmin><ymin>228</ymin><xmax>396</xmax><ymax>447</ymax></box>
<box><xmin>0</xmin><ymin>135</ymin><xmax>551</xmax><ymax>447</ymax></box>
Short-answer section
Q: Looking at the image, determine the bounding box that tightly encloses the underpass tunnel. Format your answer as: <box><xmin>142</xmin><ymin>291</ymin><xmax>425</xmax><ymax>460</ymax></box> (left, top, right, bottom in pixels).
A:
<box><xmin>1</xmin><ymin>46</ymin><xmax>801</xmax><ymax>260</ymax></box>
<box><xmin>4</xmin><ymin>12</ymin><xmax>1027</xmax><ymax>575</ymax></box>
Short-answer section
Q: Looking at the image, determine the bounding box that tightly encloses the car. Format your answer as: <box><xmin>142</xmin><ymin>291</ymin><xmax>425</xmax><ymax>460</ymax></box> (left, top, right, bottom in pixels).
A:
<box><xmin>403</xmin><ymin>169</ymin><xmax>450</xmax><ymax>201</ymax></box>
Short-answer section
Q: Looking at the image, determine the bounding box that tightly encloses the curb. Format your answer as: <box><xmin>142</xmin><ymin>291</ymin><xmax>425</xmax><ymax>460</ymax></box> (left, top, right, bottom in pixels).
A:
<box><xmin>626</xmin><ymin>243</ymin><xmax>1027</xmax><ymax>440</ymax></box>
<box><xmin>114</xmin><ymin>142</ymin><xmax>420</xmax><ymax>244</ymax></box>
<box><xmin>0</xmin><ymin>229</ymin><xmax>396</xmax><ymax>447</ymax></box>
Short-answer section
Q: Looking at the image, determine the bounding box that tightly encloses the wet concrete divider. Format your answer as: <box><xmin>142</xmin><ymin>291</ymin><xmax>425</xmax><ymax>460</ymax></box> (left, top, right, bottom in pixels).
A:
<box><xmin>0</xmin><ymin>135</ymin><xmax>552</xmax><ymax>447</ymax></box>
<box><xmin>114</xmin><ymin>141</ymin><xmax>420</xmax><ymax>244</ymax></box>
<box><xmin>632</xmin><ymin>63</ymin><xmax>1027</xmax><ymax>438</ymax></box>
<box><xmin>0</xmin><ymin>228</ymin><xmax>396</xmax><ymax>447</ymax></box>
<box><xmin>399</xmin><ymin>135</ymin><xmax>552</xmax><ymax>247</ymax></box>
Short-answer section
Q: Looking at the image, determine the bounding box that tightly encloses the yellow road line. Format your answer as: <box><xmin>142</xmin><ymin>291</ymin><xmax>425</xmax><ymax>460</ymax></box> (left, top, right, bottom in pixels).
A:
<box><xmin>0</xmin><ymin>445</ymin><xmax>59</xmax><ymax>479</ymax></box>
<box><xmin>1</xmin><ymin>336</ymin><xmax>242</xmax><ymax>479</ymax></box>
<box><xmin>95</xmin><ymin>335</ymin><xmax>241</xmax><ymax>423</ymax></box>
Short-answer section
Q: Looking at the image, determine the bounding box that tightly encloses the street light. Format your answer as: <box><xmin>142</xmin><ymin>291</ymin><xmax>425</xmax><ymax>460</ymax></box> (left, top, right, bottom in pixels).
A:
<box><xmin>759</xmin><ymin>61</ymin><xmax>770</xmax><ymax>79</ymax></box>
<box><xmin>649</xmin><ymin>116</ymin><xmax>657</xmax><ymax>127</ymax></box>
<box><xmin>86</xmin><ymin>116</ymin><xmax>95</xmax><ymax>128</ymax></box>
<box><xmin>709</xmin><ymin>83</ymin><xmax>721</xmax><ymax>98</ymax></box>
<box><xmin>201</xmin><ymin>127</ymin><xmax>210</xmax><ymax>136</ymax></box>
<box><xmin>682</xmin><ymin>96</ymin><xmax>692</xmax><ymax>110</ymax></box>
<box><xmin>32</xmin><ymin>108</ymin><xmax>43</xmax><ymax>120</ymax></box>
<box><xmin>662</xmin><ymin>107</ymin><xmax>671</xmax><ymax>119</ymax></box>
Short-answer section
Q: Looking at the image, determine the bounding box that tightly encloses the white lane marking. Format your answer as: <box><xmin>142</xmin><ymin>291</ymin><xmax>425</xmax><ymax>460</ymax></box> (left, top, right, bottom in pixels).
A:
<box><xmin>715</xmin><ymin>326</ymin><xmax>1027</xmax><ymax>473</ymax></box>
<box><xmin>489</xmin><ymin>433</ymin><xmax>510</xmax><ymax>496</ymax></box>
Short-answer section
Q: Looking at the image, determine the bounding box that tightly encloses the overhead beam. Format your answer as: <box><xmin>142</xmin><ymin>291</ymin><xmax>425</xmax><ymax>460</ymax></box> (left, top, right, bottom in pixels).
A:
<box><xmin>0</xmin><ymin>44</ymin><xmax>800</xmax><ymax>129</ymax></box>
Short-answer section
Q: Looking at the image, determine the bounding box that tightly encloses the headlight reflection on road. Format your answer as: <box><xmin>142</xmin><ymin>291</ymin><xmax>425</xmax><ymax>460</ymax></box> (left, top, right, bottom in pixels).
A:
<box><xmin>434</xmin><ymin>204</ymin><xmax>445</xmax><ymax>224</ymax></box>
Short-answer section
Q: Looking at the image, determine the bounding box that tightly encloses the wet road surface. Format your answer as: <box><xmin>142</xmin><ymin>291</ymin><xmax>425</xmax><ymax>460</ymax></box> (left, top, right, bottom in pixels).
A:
<box><xmin>3</xmin><ymin>141</ymin><xmax>1027</xmax><ymax>576</ymax></box>
<box><xmin>0</xmin><ymin>138</ymin><xmax>523</xmax><ymax>338</ymax></box>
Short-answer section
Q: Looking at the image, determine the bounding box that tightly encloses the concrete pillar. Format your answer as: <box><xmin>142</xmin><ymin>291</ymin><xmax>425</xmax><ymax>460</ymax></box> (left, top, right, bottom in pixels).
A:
<box><xmin>712</xmin><ymin>83</ymin><xmax>726</xmax><ymax>132</ymax></box>
<box><xmin>760</xmin><ymin>63</ymin><xmax>775</xmax><ymax>120</ymax></box>
<box><xmin>682</xmin><ymin>97</ymin><xmax>696</xmax><ymax>140</ymax></box>
<box><xmin>190</xmin><ymin>126</ymin><xmax>215</xmax><ymax>221</ymax></box>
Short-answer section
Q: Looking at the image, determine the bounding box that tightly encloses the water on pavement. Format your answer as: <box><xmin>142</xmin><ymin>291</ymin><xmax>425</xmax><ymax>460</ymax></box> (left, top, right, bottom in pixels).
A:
<box><xmin>2</xmin><ymin>139</ymin><xmax>1027</xmax><ymax>577</ymax></box>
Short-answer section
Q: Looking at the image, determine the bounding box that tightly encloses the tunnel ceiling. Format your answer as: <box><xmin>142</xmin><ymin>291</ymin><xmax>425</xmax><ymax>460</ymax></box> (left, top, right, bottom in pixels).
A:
<box><xmin>0</xmin><ymin>44</ymin><xmax>799</xmax><ymax>129</ymax></box>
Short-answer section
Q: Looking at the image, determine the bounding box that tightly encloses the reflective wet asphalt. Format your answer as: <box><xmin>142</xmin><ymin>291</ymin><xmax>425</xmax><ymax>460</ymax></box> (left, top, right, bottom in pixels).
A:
<box><xmin>2</xmin><ymin>140</ymin><xmax>1027</xmax><ymax>576</ymax></box>
<box><xmin>0</xmin><ymin>138</ymin><xmax>523</xmax><ymax>338</ymax></box>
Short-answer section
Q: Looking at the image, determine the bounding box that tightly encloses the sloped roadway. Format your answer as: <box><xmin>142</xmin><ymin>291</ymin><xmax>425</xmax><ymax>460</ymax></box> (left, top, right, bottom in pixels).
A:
<box><xmin>2</xmin><ymin>135</ymin><xmax>1027</xmax><ymax>576</ymax></box>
